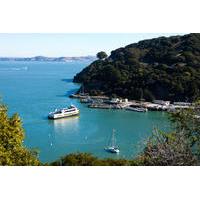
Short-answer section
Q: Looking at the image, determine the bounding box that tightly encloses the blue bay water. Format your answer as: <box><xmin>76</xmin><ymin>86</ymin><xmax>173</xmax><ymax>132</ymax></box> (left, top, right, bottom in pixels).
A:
<box><xmin>0</xmin><ymin>61</ymin><xmax>170</xmax><ymax>162</ymax></box>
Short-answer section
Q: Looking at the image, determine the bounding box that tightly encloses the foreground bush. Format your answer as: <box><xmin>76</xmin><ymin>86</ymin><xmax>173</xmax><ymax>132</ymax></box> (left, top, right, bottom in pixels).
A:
<box><xmin>136</xmin><ymin>130</ymin><xmax>197</xmax><ymax>166</ymax></box>
<box><xmin>0</xmin><ymin>104</ymin><xmax>40</xmax><ymax>166</ymax></box>
<box><xmin>50</xmin><ymin>152</ymin><xmax>132</xmax><ymax>166</ymax></box>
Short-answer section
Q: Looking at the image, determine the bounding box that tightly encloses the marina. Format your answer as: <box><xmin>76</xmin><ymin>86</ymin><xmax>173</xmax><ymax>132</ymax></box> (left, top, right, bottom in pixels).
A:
<box><xmin>0</xmin><ymin>60</ymin><xmax>170</xmax><ymax>162</ymax></box>
<box><xmin>70</xmin><ymin>93</ymin><xmax>193</xmax><ymax>112</ymax></box>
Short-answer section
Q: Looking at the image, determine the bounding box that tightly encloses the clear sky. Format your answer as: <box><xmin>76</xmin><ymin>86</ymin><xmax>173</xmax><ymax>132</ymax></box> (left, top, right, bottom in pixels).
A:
<box><xmin>0</xmin><ymin>33</ymin><xmax>184</xmax><ymax>57</ymax></box>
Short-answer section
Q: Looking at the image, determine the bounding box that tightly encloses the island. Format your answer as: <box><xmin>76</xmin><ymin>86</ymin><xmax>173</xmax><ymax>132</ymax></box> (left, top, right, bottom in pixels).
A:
<box><xmin>73</xmin><ymin>33</ymin><xmax>200</xmax><ymax>103</ymax></box>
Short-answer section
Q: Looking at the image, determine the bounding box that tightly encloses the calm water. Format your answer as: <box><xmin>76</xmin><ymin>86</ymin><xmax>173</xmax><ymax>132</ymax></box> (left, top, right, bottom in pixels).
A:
<box><xmin>0</xmin><ymin>61</ymin><xmax>170</xmax><ymax>162</ymax></box>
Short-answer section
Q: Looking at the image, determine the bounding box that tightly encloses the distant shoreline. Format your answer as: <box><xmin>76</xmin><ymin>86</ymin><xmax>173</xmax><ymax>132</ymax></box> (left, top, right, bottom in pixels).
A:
<box><xmin>0</xmin><ymin>56</ymin><xmax>96</xmax><ymax>62</ymax></box>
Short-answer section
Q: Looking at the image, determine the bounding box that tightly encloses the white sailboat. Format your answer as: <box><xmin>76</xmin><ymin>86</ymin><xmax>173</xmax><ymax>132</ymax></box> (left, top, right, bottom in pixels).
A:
<box><xmin>104</xmin><ymin>129</ymin><xmax>120</xmax><ymax>153</ymax></box>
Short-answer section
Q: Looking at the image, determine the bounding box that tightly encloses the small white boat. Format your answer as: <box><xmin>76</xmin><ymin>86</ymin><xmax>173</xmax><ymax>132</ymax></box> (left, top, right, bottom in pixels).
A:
<box><xmin>125</xmin><ymin>107</ymin><xmax>148</xmax><ymax>112</ymax></box>
<box><xmin>105</xmin><ymin>146</ymin><xmax>120</xmax><ymax>153</ymax></box>
<box><xmin>104</xmin><ymin>129</ymin><xmax>120</xmax><ymax>153</ymax></box>
<box><xmin>48</xmin><ymin>105</ymin><xmax>79</xmax><ymax>119</ymax></box>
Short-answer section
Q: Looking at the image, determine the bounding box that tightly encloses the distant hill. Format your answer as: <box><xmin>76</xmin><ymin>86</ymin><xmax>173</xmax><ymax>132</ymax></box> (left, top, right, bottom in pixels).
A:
<box><xmin>73</xmin><ymin>33</ymin><xmax>200</xmax><ymax>102</ymax></box>
<box><xmin>0</xmin><ymin>56</ymin><xmax>96</xmax><ymax>62</ymax></box>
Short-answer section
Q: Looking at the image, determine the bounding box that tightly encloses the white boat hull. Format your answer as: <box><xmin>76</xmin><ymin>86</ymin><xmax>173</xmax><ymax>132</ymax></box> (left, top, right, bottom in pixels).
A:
<box><xmin>48</xmin><ymin>109</ymin><xmax>79</xmax><ymax>119</ymax></box>
<box><xmin>104</xmin><ymin>147</ymin><xmax>120</xmax><ymax>153</ymax></box>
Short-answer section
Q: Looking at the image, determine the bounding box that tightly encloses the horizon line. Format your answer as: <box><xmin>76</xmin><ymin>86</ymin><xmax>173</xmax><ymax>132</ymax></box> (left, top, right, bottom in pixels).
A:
<box><xmin>0</xmin><ymin>55</ymin><xmax>96</xmax><ymax>58</ymax></box>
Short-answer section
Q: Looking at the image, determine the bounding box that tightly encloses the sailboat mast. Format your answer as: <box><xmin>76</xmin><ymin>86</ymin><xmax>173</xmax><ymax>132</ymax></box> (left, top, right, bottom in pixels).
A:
<box><xmin>112</xmin><ymin>129</ymin><xmax>116</xmax><ymax>147</ymax></box>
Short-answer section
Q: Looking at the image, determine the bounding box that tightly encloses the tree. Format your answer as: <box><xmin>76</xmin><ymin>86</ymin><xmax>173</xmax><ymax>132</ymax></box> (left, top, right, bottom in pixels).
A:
<box><xmin>50</xmin><ymin>152</ymin><xmax>131</xmax><ymax>166</ymax></box>
<box><xmin>136</xmin><ymin>129</ymin><xmax>197</xmax><ymax>166</ymax></box>
<box><xmin>136</xmin><ymin>102</ymin><xmax>200</xmax><ymax>166</ymax></box>
<box><xmin>96</xmin><ymin>51</ymin><xmax>108</xmax><ymax>60</ymax></box>
<box><xmin>169</xmin><ymin>102</ymin><xmax>200</xmax><ymax>157</ymax></box>
<box><xmin>0</xmin><ymin>104</ymin><xmax>40</xmax><ymax>166</ymax></box>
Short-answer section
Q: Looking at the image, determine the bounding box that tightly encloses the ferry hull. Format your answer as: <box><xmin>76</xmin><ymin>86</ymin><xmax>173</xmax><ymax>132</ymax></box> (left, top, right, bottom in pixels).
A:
<box><xmin>48</xmin><ymin>111</ymin><xmax>79</xmax><ymax>119</ymax></box>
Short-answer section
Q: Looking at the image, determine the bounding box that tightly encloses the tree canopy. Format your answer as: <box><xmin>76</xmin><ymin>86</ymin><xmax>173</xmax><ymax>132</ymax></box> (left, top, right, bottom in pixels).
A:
<box><xmin>0</xmin><ymin>104</ymin><xmax>40</xmax><ymax>166</ymax></box>
<box><xmin>96</xmin><ymin>51</ymin><xmax>108</xmax><ymax>60</ymax></box>
<box><xmin>74</xmin><ymin>33</ymin><xmax>200</xmax><ymax>102</ymax></box>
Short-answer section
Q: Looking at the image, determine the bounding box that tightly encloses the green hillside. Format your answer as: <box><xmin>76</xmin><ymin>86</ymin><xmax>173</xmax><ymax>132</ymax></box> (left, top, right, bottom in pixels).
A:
<box><xmin>73</xmin><ymin>33</ymin><xmax>200</xmax><ymax>102</ymax></box>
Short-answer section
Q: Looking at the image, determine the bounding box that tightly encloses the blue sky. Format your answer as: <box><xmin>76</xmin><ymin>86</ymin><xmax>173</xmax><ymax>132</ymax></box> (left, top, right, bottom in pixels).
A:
<box><xmin>0</xmin><ymin>33</ymin><xmax>184</xmax><ymax>57</ymax></box>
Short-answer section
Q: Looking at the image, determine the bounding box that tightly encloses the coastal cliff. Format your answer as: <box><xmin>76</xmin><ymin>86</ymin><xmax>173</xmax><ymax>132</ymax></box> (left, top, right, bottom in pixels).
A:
<box><xmin>73</xmin><ymin>33</ymin><xmax>200</xmax><ymax>102</ymax></box>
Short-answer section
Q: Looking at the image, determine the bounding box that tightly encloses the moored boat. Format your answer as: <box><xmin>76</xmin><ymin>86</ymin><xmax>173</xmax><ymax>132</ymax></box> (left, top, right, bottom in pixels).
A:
<box><xmin>104</xmin><ymin>129</ymin><xmax>120</xmax><ymax>153</ymax></box>
<box><xmin>80</xmin><ymin>97</ymin><xmax>93</xmax><ymax>103</ymax></box>
<box><xmin>125</xmin><ymin>107</ymin><xmax>148</xmax><ymax>112</ymax></box>
<box><xmin>48</xmin><ymin>105</ymin><xmax>79</xmax><ymax>119</ymax></box>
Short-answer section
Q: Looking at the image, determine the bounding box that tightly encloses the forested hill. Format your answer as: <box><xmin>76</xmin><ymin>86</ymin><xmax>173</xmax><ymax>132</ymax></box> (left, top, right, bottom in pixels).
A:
<box><xmin>73</xmin><ymin>33</ymin><xmax>200</xmax><ymax>102</ymax></box>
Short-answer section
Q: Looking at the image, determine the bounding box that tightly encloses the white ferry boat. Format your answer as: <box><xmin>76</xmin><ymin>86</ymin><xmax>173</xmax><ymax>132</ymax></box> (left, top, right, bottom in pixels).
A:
<box><xmin>48</xmin><ymin>105</ymin><xmax>79</xmax><ymax>119</ymax></box>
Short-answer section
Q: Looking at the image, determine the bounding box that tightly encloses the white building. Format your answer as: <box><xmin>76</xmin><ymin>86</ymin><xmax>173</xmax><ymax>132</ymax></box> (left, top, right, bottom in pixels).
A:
<box><xmin>123</xmin><ymin>98</ymin><xmax>129</xmax><ymax>103</ymax></box>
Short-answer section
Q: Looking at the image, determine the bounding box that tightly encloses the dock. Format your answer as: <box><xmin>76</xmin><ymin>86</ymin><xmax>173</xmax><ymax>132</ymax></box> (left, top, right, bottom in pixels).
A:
<box><xmin>69</xmin><ymin>93</ymin><xmax>194</xmax><ymax>112</ymax></box>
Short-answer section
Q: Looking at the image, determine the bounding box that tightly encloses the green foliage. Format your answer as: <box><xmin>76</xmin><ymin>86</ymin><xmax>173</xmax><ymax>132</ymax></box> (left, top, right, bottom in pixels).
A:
<box><xmin>169</xmin><ymin>102</ymin><xmax>200</xmax><ymax>157</ymax></box>
<box><xmin>136</xmin><ymin>129</ymin><xmax>197</xmax><ymax>166</ymax></box>
<box><xmin>50</xmin><ymin>152</ymin><xmax>132</xmax><ymax>166</ymax></box>
<box><xmin>74</xmin><ymin>33</ymin><xmax>200</xmax><ymax>101</ymax></box>
<box><xmin>0</xmin><ymin>104</ymin><xmax>40</xmax><ymax>166</ymax></box>
<box><xmin>96</xmin><ymin>51</ymin><xmax>108</xmax><ymax>60</ymax></box>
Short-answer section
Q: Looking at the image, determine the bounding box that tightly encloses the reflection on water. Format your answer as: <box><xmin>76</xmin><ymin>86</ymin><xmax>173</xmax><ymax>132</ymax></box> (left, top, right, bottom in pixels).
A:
<box><xmin>50</xmin><ymin>116</ymin><xmax>80</xmax><ymax>134</ymax></box>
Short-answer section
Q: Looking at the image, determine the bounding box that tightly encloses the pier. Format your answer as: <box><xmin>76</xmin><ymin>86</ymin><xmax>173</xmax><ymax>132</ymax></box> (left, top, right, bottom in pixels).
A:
<box><xmin>69</xmin><ymin>93</ymin><xmax>193</xmax><ymax>112</ymax></box>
